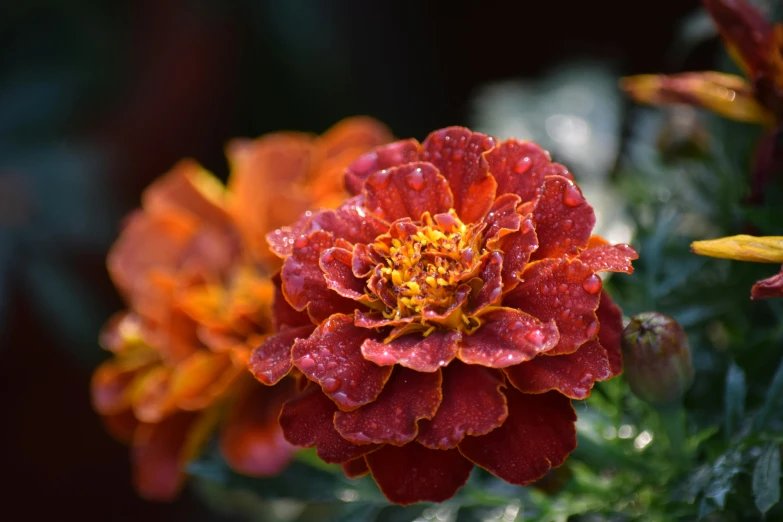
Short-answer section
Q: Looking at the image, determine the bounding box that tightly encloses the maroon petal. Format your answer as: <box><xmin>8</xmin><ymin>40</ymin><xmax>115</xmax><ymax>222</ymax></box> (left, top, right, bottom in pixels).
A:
<box><xmin>361</xmin><ymin>330</ymin><xmax>461</xmax><ymax>372</ymax></box>
<box><xmin>422</xmin><ymin>127</ymin><xmax>497</xmax><ymax>223</ymax></box>
<box><xmin>485</xmin><ymin>139</ymin><xmax>572</xmax><ymax>202</ymax></box>
<box><xmin>752</xmin><ymin>265</ymin><xmax>783</xmax><ymax>299</ymax></box>
<box><xmin>531</xmin><ymin>176</ymin><xmax>595</xmax><ymax>260</ymax></box>
<box><xmin>596</xmin><ymin>291</ymin><xmax>624</xmax><ymax>376</ymax></box>
<box><xmin>579</xmin><ymin>244</ymin><xmax>638</xmax><ymax>273</ymax></box>
<box><xmin>504</xmin><ymin>258</ymin><xmax>601</xmax><ymax>355</ymax></box>
<box><xmin>279</xmin><ymin>384</ymin><xmax>379</xmax><ymax>463</ymax></box>
<box><xmin>272</xmin><ymin>273</ymin><xmax>312</xmax><ymax>330</ymax></box>
<box><xmin>345</xmin><ymin>139</ymin><xmax>422</xmax><ymax>195</ymax></box>
<box><xmin>321</xmin><ymin>247</ymin><xmax>368</xmax><ymax>301</ymax></box>
<box><xmin>365</xmin><ymin>442</ymin><xmax>474</xmax><ymax>505</ymax></box>
<box><xmin>248</xmin><ymin>325</ymin><xmax>315</xmax><ymax>385</ymax></box>
<box><xmin>334</xmin><ymin>368</ymin><xmax>442</xmax><ymax>445</ymax></box>
<box><xmin>342</xmin><ymin>458</ymin><xmax>370</xmax><ymax>478</ymax></box>
<box><xmin>281</xmin><ymin>230</ymin><xmax>358</xmax><ymax>323</ymax></box>
<box><xmin>291</xmin><ymin>314</ymin><xmax>392</xmax><ymax>411</ymax></box>
<box><xmin>498</xmin><ymin>216</ymin><xmax>539</xmax><ymax>293</ymax></box>
<box><xmin>483</xmin><ymin>194</ymin><xmax>523</xmax><ymax>248</ymax></box>
<box><xmin>352</xmin><ymin>243</ymin><xmax>381</xmax><ymax>278</ymax></box>
<box><xmin>504</xmin><ymin>340</ymin><xmax>611</xmax><ymax>399</ymax></box>
<box><xmin>266</xmin><ymin>211</ymin><xmax>313</xmax><ymax>259</ymax></box>
<box><xmin>308</xmin><ymin>197</ymin><xmax>389</xmax><ymax>245</ymax></box>
<box><xmin>418</xmin><ymin>362</ymin><xmax>508</xmax><ymax>449</ymax></box>
<box><xmin>464</xmin><ymin>252</ymin><xmax>504</xmax><ymax>316</ymax></box>
<box><xmin>458</xmin><ymin>307</ymin><xmax>559</xmax><ymax>367</ymax></box>
<box><xmin>458</xmin><ymin>389</ymin><xmax>576</xmax><ymax>485</ymax></box>
<box><xmin>354</xmin><ymin>310</ymin><xmax>414</xmax><ymax>329</ymax></box>
<box><xmin>363</xmin><ymin>162</ymin><xmax>454</xmax><ymax>222</ymax></box>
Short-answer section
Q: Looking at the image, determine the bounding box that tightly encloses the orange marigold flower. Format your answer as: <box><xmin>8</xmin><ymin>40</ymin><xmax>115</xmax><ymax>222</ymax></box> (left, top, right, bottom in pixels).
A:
<box><xmin>251</xmin><ymin>127</ymin><xmax>638</xmax><ymax>505</ymax></box>
<box><xmin>91</xmin><ymin>117</ymin><xmax>392</xmax><ymax>500</ymax></box>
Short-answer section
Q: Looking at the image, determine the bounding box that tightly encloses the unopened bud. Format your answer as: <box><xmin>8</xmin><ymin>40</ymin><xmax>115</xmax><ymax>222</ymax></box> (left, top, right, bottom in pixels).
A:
<box><xmin>622</xmin><ymin>312</ymin><xmax>694</xmax><ymax>406</ymax></box>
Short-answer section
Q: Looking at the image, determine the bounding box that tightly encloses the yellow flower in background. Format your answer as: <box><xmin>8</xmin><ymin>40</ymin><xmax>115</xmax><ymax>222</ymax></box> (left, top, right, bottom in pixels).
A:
<box><xmin>691</xmin><ymin>235</ymin><xmax>783</xmax><ymax>299</ymax></box>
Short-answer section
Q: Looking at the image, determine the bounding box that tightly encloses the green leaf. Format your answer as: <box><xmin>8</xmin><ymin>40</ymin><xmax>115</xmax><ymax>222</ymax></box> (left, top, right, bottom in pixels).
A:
<box><xmin>724</xmin><ymin>362</ymin><xmax>746</xmax><ymax>441</ymax></box>
<box><xmin>754</xmin><ymin>358</ymin><xmax>783</xmax><ymax>432</ymax></box>
<box><xmin>753</xmin><ymin>443</ymin><xmax>781</xmax><ymax>514</ymax></box>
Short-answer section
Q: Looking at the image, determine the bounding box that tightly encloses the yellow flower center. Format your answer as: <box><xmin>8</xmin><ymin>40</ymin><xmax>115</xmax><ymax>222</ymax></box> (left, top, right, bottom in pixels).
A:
<box><xmin>373</xmin><ymin>210</ymin><xmax>484</xmax><ymax>327</ymax></box>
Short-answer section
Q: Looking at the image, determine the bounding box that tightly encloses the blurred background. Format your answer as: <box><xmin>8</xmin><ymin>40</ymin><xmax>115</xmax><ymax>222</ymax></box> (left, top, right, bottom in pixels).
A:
<box><xmin>1</xmin><ymin>0</ymin><xmax>716</xmax><ymax>519</ymax></box>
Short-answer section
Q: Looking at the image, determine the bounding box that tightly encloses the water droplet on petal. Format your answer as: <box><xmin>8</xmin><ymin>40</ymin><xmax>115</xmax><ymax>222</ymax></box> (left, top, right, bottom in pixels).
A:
<box><xmin>525</xmin><ymin>329</ymin><xmax>546</xmax><ymax>347</ymax></box>
<box><xmin>513</xmin><ymin>156</ymin><xmax>532</xmax><ymax>174</ymax></box>
<box><xmin>562</xmin><ymin>219</ymin><xmax>574</xmax><ymax>230</ymax></box>
<box><xmin>562</xmin><ymin>184</ymin><xmax>583</xmax><ymax>207</ymax></box>
<box><xmin>297</xmin><ymin>355</ymin><xmax>316</xmax><ymax>370</ymax></box>
<box><xmin>582</xmin><ymin>274</ymin><xmax>602</xmax><ymax>294</ymax></box>
<box><xmin>406</xmin><ymin>167</ymin><xmax>425</xmax><ymax>190</ymax></box>
<box><xmin>586</xmin><ymin>320</ymin><xmax>600</xmax><ymax>338</ymax></box>
<box><xmin>294</xmin><ymin>236</ymin><xmax>308</xmax><ymax>248</ymax></box>
<box><xmin>322</xmin><ymin>377</ymin><xmax>342</xmax><ymax>393</ymax></box>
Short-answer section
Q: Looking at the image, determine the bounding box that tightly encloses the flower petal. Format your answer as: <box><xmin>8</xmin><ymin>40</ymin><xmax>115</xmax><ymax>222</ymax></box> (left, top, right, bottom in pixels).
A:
<box><xmin>504</xmin><ymin>258</ymin><xmax>601</xmax><ymax>355</ymax></box>
<box><xmin>504</xmin><ymin>340</ymin><xmax>611</xmax><ymax>399</ymax></box>
<box><xmin>418</xmin><ymin>362</ymin><xmax>507</xmax><ymax>449</ymax></box>
<box><xmin>220</xmin><ymin>378</ymin><xmax>298</xmax><ymax>476</ymax></box>
<box><xmin>578</xmin><ymin>243</ymin><xmax>638</xmax><ymax>273</ymax></box>
<box><xmin>249</xmin><ymin>324</ymin><xmax>315</xmax><ymax>385</ymax></box>
<box><xmin>345</xmin><ymin>139</ymin><xmax>422</xmax><ymax>195</ymax></box>
<box><xmin>498</xmin><ymin>217</ymin><xmax>539</xmax><ymax>292</ymax></box>
<box><xmin>168</xmin><ymin>351</ymin><xmax>239</xmax><ymax>410</ymax></box>
<box><xmin>596</xmin><ymin>291</ymin><xmax>624</xmax><ymax>376</ymax></box>
<box><xmin>308</xmin><ymin>197</ymin><xmax>389</xmax><ymax>245</ymax></box>
<box><xmin>342</xmin><ymin>457</ymin><xmax>370</xmax><ymax>478</ymax></box>
<box><xmin>321</xmin><ymin>247</ymin><xmax>370</xmax><ymax>301</ymax></box>
<box><xmin>292</xmin><ymin>314</ymin><xmax>393</xmax><ymax>411</ymax></box>
<box><xmin>752</xmin><ymin>265</ymin><xmax>783</xmax><ymax>299</ymax></box>
<box><xmin>458</xmin><ymin>389</ymin><xmax>576</xmax><ymax>485</ymax></box>
<box><xmin>365</xmin><ymin>442</ymin><xmax>474</xmax><ymax>505</ymax></box>
<box><xmin>422</xmin><ymin>127</ymin><xmax>497</xmax><ymax>223</ymax></box>
<box><xmin>691</xmin><ymin>234</ymin><xmax>783</xmax><ymax>263</ymax></box>
<box><xmin>279</xmin><ymin>384</ymin><xmax>379</xmax><ymax>463</ymax></box>
<box><xmin>272</xmin><ymin>273</ymin><xmax>312</xmax><ymax>330</ymax></box>
<box><xmin>464</xmin><ymin>252</ymin><xmax>504</xmax><ymax>315</ymax></box>
<box><xmin>132</xmin><ymin>411</ymin><xmax>200</xmax><ymax>501</ymax></box>
<box><xmin>363</xmin><ymin>162</ymin><xmax>454</xmax><ymax>222</ymax></box>
<box><xmin>101</xmin><ymin>410</ymin><xmax>139</xmax><ymax>444</ymax></box>
<box><xmin>621</xmin><ymin>72</ymin><xmax>771</xmax><ymax>125</ymax></box>
<box><xmin>485</xmin><ymin>139</ymin><xmax>572</xmax><ymax>202</ymax></box>
<box><xmin>483</xmin><ymin>194</ymin><xmax>522</xmax><ymax>247</ymax></box>
<box><xmin>92</xmin><ymin>356</ymin><xmax>154</xmax><ymax>415</ymax></box>
<box><xmin>530</xmin><ymin>176</ymin><xmax>595</xmax><ymax>260</ymax></box>
<box><xmin>458</xmin><ymin>307</ymin><xmax>559</xmax><ymax>368</ymax></box>
<box><xmin>142</xmin><ymin>159</ymin><xmax>231</xmax><ymax>229</ymax></box>
<box><xmin>361</xmin><ymin>330</ymin><xmax>461</xmax><ymax>372</ymax></box>
<box><xmin>334</xmin><ymin>367</ymin><xmax>442</xmax><ymax>445</ymax></box>
<box><xmin>281</xmin><ymin>230</ymin><xmax>358</xmax><ymax>323</ymax></box>
<box><xmin>130</xmin><ymin>366</ymin><xmax>175</xmax><ymax>423</ymax></box>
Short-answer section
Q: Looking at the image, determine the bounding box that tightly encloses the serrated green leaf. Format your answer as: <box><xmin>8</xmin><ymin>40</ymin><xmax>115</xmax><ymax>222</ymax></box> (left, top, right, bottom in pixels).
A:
<box><xmin>724</xmin><ymin>362</ymin><xmax>746</xmax><ymax>441</ymax></box>
<box><xmin>753</xmin><ymin>444</ymin><xmax>781</xmax><ymax>514</ymax></box>
<box><xmin>754</xmin><ymin>358</ymin><xmax>783</xmax><ymax>432</ymax></box>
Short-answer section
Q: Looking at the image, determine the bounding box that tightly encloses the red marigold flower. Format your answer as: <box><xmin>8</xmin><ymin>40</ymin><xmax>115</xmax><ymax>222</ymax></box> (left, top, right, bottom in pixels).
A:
<box><xmin>92</xmin><ymin>117</ymin><xmax>391</xmax><ymax>500</ymax></box>
<box><xmin>251</xmin><ymin>127</ymin><xmax>638</xmax><ymax>505</ymax></box>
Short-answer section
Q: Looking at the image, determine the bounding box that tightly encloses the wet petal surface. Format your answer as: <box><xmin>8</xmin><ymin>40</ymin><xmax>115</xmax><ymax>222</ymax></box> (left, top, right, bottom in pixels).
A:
<box><xmin>249</xmin><ymin>324</ymin><xmax>315</xmax><ymax>385</ymax></box>
<box><xmin>363</xmin><ymin>162</ymin><xmax>453</xmax><ymax>222</ymax></box>
<box><xmin>361</xmin><ymin>330</ymin><xmax>461</xmax><ymax>372</ymax></box>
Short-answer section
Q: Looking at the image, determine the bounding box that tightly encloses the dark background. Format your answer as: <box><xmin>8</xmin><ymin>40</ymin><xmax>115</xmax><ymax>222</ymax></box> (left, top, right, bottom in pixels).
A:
<box><xmin>0</xmin><ymin>0</ymin><xmax>707</xmax><ymax>519</ymax></box>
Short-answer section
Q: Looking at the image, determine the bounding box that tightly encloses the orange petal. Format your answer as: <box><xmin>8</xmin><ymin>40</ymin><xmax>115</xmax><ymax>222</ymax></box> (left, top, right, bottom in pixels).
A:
<box><xmin>130</xmin><ymin>366</ymin><xmax>175</xmax><ymax>423</ymax></box>
<box><xmin>168</xmin><ymin>351</ymin><xmax>240</xmax><ymax>411</ymax></box>
<box><xmin>92</xmin><ymin>355</ymin><xmax>156</xmax><ymax>415</ymax></box>
<box><xmin>621</xmin><ymin>72</ymin><xmax>771</xmax><ymax>125</ymax></box>
<box><xmin>141</xmin><ymin>159</ymin><xmax>231</xmax><ymax>229</ymax></box>
<box><xmin>219</xmin><ymin>378</ymin><xmax>298</xmax><ymax>476</ymax></box>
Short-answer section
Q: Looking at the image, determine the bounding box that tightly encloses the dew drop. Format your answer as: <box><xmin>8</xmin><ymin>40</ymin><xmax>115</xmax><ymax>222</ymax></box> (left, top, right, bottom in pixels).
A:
<box><xmin>406</xmin><ymin>167</ymin><xmax>425</xmax><ymax>190</ymax></box>
<box><xmin>322</xmin><ymin>377</ymin><xmax>342</xmax><ymax>393</ymax></box>
<box><xmin>294</xmin><ymin>236</ymin><xmax>309</xmax><ymax>248</ymax></box>
<box><xmin>562</xmin><ymin>184</ymin><xmax>583</xmax><ymax>207</ymax></box>
<box><xmin>582</xmin><ymin>274</ymin><xmax>602</xmax><ymax>294</ymax></box>
<box><xmin>562</xmin><ymin>219</ymin><xmax>574</xmax><ymax>230</ymax></box>
<box><xmin>452</xmin><ymin>149</ymin><xmax>465</xmax><ymax>161</ymax></box>
<box><xmin>525</xmin><ymin>329</ymin><xmax>546</xmax><ymax>347</ymax></box>
<box><xmin>297</xmin><ymin>355</ymin><xmax>316</xmax><ymax>370</ymax></box>
<box><xmin>513</xmin><ymin>156</ymin><xmax>532</xmax><ymax>174</ymax></box>
<box><xmin>586</xmin><ymin>320</ymin><xmax>600</xmax><ymax>338</ymax></box>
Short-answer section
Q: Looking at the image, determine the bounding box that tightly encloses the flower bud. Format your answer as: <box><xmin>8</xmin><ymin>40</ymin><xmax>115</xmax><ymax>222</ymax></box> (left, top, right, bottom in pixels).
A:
<box><xmin>621</xmin><ymin>312</ymin><xmax>694</xmax><ymax>406</ymax></box>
